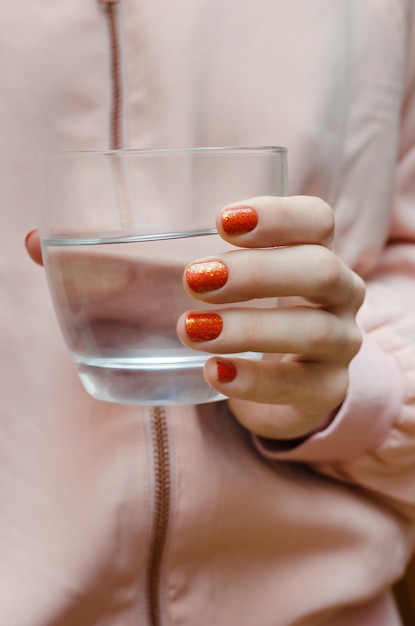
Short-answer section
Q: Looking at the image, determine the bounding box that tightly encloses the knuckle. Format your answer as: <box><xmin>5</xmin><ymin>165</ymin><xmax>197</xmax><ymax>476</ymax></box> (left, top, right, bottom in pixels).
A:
<box><xmin>308</xmin><ymin>312</ymin><xmax>363</xmax><ymax>360</ymax></box>
<box><xmin>338</xmin><ymin>319</ymin><xmax>363</xmax><ymax>358</ymax></box>
<box><xmin>347</xmin><ymin>325</ymin><xmax>363</xmax><ymax>358</ymax></box>
<box><xmin>313</xmin><ymin>247</ymin><xmax>343</xmax><ymax>293</ymax></box>
<box><xmin>308</xmin><ymin>248</ymin><xmax>365</xmax><ymax>310</ymax></box>
<box><xmin>333</xmin><ymin>323</ymin><xmax>363</xmax><ymax>362</ymax></box>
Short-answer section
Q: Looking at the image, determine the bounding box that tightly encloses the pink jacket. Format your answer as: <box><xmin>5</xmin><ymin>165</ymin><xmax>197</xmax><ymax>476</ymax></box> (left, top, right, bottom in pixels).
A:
<box><xmin>1</xmin><ymin>1</ymin><xmax>415</xmax><ymax>624</ymax></box>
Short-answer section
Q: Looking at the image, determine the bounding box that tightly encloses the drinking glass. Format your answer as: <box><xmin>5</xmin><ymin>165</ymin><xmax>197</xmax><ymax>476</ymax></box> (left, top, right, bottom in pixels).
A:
<box><xmin>38</xmin><ymin>146</ymin><xmax>287</xmax><ymax>405</ymax></box>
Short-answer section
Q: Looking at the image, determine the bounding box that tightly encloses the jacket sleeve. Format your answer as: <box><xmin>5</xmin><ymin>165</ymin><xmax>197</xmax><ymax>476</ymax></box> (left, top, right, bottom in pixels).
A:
<box><xmin>254</xmin><ymin>12</ymin><xmax>415</xmax><ymax>526</ymax></box>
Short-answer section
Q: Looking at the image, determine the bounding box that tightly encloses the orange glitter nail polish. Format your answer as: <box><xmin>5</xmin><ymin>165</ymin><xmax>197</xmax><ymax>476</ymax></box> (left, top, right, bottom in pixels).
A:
<box><xmin>217</xmin><ymin>359</ymin><xmax>237</xmax><ymax>383</ymax></box>
<box><xmin>221</xmin><ymin>206</ymin><xmax>258</xmax><ymax>235</ymax></box>
<box><xmin>185</xmin><ymin>260</ymin><xmax>228</xmax><ymax>293</ymax></box>
<box><xmin>185</xmin><ymin>313</ymin><xmax>223</xmax><ymax>342</ymax></box>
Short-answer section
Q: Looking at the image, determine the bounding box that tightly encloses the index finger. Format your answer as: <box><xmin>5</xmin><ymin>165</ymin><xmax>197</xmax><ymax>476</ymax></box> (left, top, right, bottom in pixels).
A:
<box><xmin>217</xmin><ymin>195</ymin><xmax>334</xmax><ymax>249</ymax></box>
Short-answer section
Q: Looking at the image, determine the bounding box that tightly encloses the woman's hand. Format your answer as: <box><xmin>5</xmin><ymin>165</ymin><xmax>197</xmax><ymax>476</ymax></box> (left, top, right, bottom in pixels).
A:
<box><xmin>25</xmin><ymin>195</ymin><xmax>365</xmax><ymax>441</ymax></box>
<box><xmin>176</xmin><ymin>196</ymin><xmax>365</xmax><ymax>440</ymax></box>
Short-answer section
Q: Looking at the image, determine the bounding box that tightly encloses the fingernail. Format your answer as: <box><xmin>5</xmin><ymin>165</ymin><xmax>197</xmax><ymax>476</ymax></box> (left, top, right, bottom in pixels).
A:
<box><xmin>186</xmin><ymin>260</ymin><xmax>228</xmax><ymax>293</ymax></box>
<box><xmin>24</xmin><ymin>229</ymin><xmax>37</xmax><ymax>247</ymax></box>
<box><xmin>185</xmin><ymin>313</ymin><xmax>223</xmax><ymax>342</ymax></box>
<box><xmin>217</xmin><ymin>359</ymin><xmax>237</xmax><ymax>383</ymax></box>
<box><xmin>221</xmin><ymin>206</ymin><xmax>258</xmax><ymax>235</ymax></box>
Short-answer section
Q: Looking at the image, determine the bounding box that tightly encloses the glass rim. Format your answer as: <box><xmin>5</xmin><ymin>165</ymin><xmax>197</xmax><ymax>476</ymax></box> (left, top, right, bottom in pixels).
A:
<box><xmin>37</xmin><ymin>145</ymin><xmax>287</xmax><ymax>160</ymax></box>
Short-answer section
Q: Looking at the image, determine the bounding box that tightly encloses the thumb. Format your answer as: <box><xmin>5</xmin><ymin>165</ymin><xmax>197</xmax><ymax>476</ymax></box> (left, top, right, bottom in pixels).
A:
<box><xmin>25</xmin><ymin>229</ymin><xmax>43</xmax><ymax>266</ymax></box>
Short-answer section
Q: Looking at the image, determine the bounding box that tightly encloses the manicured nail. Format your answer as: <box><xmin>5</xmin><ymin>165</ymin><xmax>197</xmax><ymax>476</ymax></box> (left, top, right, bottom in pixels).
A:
<box><xmin>186</xmin><ymin>260</ymin><xmax>228</xmax><ymax>293</ymax></box>
<box><xmin>221</xmin><ymin>206</ymin><xmax>258</xmax><ymax>235</ymax></box>
<box><xmin>217</xmin><ymin>359</ymin><xmax>237</xmax><ymax>383</ymax></box>
<box><xmin>185</xmin><ymin>313</ymin><xmax>223</xmax><ymax>342</ymax></box>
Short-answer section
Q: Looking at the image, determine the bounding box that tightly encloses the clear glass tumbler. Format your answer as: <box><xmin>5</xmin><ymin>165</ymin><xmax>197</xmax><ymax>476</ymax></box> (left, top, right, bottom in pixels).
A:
<box><xmin>38</xmin><ymin>146</ymin><xmax>287</xmax><ymax>405</ymax></box>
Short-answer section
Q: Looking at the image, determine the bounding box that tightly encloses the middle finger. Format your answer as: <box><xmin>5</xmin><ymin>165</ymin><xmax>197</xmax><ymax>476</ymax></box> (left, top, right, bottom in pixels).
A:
<box><xmin>184</xmin><ymin>245</ymin><xmax>361</xmax><ymax>310</ymax></box>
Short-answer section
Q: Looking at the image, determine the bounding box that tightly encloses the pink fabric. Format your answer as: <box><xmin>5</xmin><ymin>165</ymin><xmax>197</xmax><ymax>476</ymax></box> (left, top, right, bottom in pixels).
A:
<box><xmin>324</xmin><ymin>592</ymin><xmax>401</xmax><ymax>626</ymax></box>
<box><xmin>1</xmin><ymin>1</ymin><xmax>415</xmax><ymax>624</ymax></box>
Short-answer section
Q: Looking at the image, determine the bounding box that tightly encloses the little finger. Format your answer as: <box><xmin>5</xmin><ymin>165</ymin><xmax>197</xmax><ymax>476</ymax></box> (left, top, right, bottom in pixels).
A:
<box><xmin>203</xmin><ymin>357</ymin><xmax>349</xmax><ymax>439</ymax></box>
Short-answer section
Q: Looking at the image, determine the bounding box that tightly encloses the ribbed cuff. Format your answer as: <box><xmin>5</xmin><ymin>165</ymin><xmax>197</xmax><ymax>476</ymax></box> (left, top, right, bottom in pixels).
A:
<box><xmin>254</xmin><ymin>333</ymin><xmax>405</xmax><ymax>464</ymax></box>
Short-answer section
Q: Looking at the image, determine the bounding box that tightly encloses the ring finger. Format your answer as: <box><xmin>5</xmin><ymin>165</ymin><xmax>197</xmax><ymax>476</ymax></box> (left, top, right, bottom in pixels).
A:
<box><xmin>177</xmin><ymin>306</ymin><xmax>362</xmax><ymax>363</ymax></box>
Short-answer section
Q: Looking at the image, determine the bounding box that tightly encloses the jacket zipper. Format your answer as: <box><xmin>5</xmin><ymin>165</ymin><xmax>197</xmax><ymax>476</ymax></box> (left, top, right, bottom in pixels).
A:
<box><xmin>101</xmin><ymin>5</ymin><xmax>172</xmax><ymax>625</ymax></box>
<box><xmin>147</xmin><ymin>408</ymin><xmax>171</xmax><ymax>626</ymax></box>
<box><xmin>102</xmin><ymin>0</ymin><xmax>124</xmax><ymax>149</ymax></box>
<box><xmin>102</xmin><ymin>0</ymin><xmax>135</xmax><ymax>229</ymax></box>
